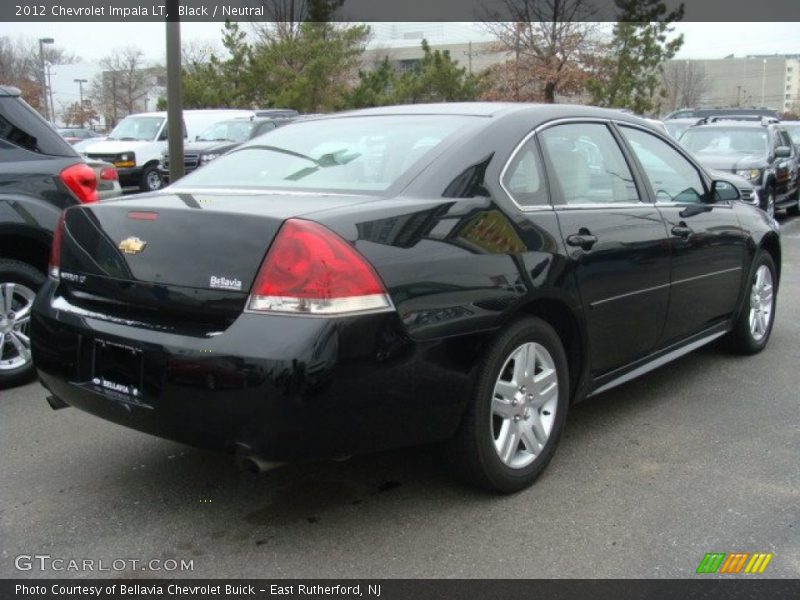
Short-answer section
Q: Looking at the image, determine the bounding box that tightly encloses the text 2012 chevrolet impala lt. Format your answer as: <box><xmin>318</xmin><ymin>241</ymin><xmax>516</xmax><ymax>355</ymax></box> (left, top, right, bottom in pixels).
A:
<box><xmin>31</xmin><ymin>104</ymin><xmax>780</xmax><ymax>492</ymax></box>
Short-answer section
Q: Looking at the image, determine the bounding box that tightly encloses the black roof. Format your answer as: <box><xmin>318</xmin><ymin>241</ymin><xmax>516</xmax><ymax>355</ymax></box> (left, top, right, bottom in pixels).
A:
<box><xmin>314</xmin><ymin>102</ymin><xmax>663</xmax><ymax>131</ymax></box>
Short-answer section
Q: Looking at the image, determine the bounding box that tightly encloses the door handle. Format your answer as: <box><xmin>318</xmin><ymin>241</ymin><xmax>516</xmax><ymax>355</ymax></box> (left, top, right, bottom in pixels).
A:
<box><xmin>671</xmin><ymin>224</ymin><xmax>693</xmax><ymax>239</ymax></box>
<box><xmin>566</xmin><ymin>229</ymin><xmax>598</xmax><ymax>250</ymax></box>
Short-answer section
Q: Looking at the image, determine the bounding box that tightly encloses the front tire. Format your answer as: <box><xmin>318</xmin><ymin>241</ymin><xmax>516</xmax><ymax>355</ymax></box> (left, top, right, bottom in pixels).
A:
<box><xmin>449</xmin><ymin>318</ymin><xmax>569</xmax><ymax>493</ymax></box>
<box><xmin>726</xmin><ymin>252</ymin><xmax>777</xmax><ymax>354</ymax></box>
<box><xmin>140</xmin><ymin>164</ymin><xmax>163</xmax><ymax>192</ymax></box>
<box><xmin>0</xmin><ymin>259</ymin><xmax>45</xmax><ymax>389</ymax></box>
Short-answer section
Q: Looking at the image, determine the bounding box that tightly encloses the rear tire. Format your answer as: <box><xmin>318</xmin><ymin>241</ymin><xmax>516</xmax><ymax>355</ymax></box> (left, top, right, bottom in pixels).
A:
<box><xmin>0</xmin><ymin>259</ymin><xmax>45</xmax><ymax>389</ymax></box>
<box><xmin>449</xmin><ymin>318</ymin><xmax>569</xmax><ymax>493</ymax></box>
<box><xmin>726</xmin><ymin>252</ymin><xmax>777</xmax><ymax>355</ymax></box>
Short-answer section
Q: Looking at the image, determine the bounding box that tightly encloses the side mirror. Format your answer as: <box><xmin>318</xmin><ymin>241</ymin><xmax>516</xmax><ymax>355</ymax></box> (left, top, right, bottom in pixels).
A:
<box><xmin>711</xmin><ymin>180</ymin><xmax>741</xmax><ymax>202</ymax></box>
<box><xmin>775</xmin><ymin>146</ymin><xmax>791</xmax><ymax>158</ymax></box>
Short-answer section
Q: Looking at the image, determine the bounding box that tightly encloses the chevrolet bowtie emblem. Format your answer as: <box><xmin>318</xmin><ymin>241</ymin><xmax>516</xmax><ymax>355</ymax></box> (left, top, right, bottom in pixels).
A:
<box><xmin>118</xmin><ymin>236</ymin><xmax>147</xmax><ymax>255</ymax></box>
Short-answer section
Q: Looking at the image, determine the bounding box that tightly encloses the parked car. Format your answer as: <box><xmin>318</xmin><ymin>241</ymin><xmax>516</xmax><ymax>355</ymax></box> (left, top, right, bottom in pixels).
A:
<box><xmin>58</xmin><ymin>127</ymin><xmax>102</xmax><ymax>145</ymax></box>
<box><xmin>84</xmin><ymin>159</ymin><xmax>122</xmax><ymax>201</ymax></box>
<box><xmin>678</xmin><ymin>117</ymin><xmax>800</xmax><ymax>216</ymax></box>
<box><xmin>31</xmin><ymin>104</ymin><xmax>780</xmax><ymax>492</ymax></box>
<box><xmin>0</xmin><ymin>85</ymin><xmax>100</xmax><ymax>388</ymax></box>
<box><xmin>80</xmin><ymin>109</ymin><xmax>256</xmax><ymax>192</ymax></box>
<box><xmin>665</xmin><ymin>107</ymin><xmax>780</xmax><ymax>120</ymax></box>
<box><xmin>159</xmin><ymin>116</ymin><xmax>294</xmax><ymax>183</ymax></box>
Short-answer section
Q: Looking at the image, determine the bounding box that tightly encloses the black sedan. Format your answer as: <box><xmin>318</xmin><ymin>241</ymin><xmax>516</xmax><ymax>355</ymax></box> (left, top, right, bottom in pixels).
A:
<box><xmin>31</xmin><ymin>104</ymin><xmax>780</xmax><ymax>492</ymax></box>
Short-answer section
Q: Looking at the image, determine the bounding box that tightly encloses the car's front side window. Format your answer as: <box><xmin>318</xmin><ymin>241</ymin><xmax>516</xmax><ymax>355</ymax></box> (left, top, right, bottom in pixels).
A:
<box><xmin>538</xmin><ymin>122</ymin><xmax>640</xmax><ymax>205</ymax></box>
<box><xmin>620</xmin><ymin>126</ymin><xmax>706</xmax><ymax>205</ymax></box>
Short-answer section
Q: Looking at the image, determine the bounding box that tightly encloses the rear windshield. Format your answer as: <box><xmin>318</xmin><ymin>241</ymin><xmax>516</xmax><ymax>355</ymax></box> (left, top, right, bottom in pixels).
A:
<box><xmin>0</xmin><ymin>97</ymin><xmax>77</xmax><ymax>156</ymax></box>
<box><xmin>172</xmin><ymin>115</ymin><xmax>479</xmax><ymax>194</ymax></box>
<box><xmin>680</xmin><ymin>127</ymin><xmax>769</xmax><ymax>156</ymax></box>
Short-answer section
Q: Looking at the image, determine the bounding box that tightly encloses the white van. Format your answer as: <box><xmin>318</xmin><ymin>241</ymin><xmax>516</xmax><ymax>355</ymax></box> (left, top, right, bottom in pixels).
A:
<box><xmin>82</xmin><ymin>109</ymin><xmax>255</xmax><ymax>192</ymax></box>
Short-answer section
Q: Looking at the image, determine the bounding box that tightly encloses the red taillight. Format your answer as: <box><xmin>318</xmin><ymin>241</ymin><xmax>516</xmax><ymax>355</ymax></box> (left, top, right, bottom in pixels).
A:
<box><xmin>248</xmin><ymin>219</ymin><xmax>391</xmax><ymax>315</ymax></box>
<box><xmin>49</xmin><ymin>212</ymin><xmax>66</xmax><ymax>279</ymax></box>
<box><xmin>60</xmin><ymin>163</ymin><xmax>98</xmax><ymax>204</ymax></box>
<box><xmin>99</xmin><ymin>166</ymin><xmax>118</xmax><ymax>181</ymax></box>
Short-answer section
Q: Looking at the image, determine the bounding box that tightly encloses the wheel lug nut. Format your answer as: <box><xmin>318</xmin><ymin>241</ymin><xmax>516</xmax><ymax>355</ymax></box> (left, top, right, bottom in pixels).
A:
<box><xmin>513</xmin><ymin>415</ymin><xmax>521</xmax><ymax>423</ymax></box>
<box><xmin>511</xmin><ymin>399</ymin><xmax>518</xmax><ymax>407</ymax></box>
<box><xmin>519</xmin><ymin>385</ymin><xmax>526</xmax><ymax>393</ymax></box>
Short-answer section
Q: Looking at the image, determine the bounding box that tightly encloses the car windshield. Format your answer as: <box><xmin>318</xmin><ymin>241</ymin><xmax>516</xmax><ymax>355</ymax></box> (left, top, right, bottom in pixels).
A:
<box><xmin>783</xmin><ymin>124</ymin><xmax>800</xmax><ymax>144</ymax></box>
<box><xmin>197</xmin><ymin>120</ymin><xmax>254</xmax><ymax>143</ymax></box>
<box><xmin>107</xmin><ymin>116</ymin><xmax>164</xmax><ymax>141</ymax></box>
<box><xmin>679</xmin><ymin>128</ymin><xmax>769</xmax><ymax>156</ymax></box>
<box><xmin>172</xmin><ymin>115</ymin><xmax>478</xmax><ymax>194</ymax></box>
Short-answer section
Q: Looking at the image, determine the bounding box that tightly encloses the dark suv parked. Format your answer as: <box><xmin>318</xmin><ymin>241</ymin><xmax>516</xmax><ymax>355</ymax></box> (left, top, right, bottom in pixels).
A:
<box><xmin>0</xmin><ymin>86</ymin><xmax>98</xmax><ymax>387</ymax></box>
<box><xmin>678</xmin><ymin>118</ymin><xmax>800</xmax><ymax>217</ymax></box>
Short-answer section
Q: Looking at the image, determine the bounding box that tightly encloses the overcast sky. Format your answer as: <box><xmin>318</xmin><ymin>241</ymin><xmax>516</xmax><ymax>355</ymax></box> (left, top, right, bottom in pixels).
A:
<box><xmin>1</xmin><ymin>21</ymin><xmax>799</xmax><ymax>64</ymax></box>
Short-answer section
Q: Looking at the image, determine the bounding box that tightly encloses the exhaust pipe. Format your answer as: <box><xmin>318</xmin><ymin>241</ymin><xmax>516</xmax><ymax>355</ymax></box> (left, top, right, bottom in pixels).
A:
<box><xmin>235</xmin><ymin>454</ymin><xmax>284</xmax><ymax>474</ymax></box>
<box><xmin>231</xmin><ymin>443</ymin><xmax>283</xmax><ymax>474</ymax></box>
<box><xmin>46</xmin><ymin>395</ymin><xmax>70</xmax><ymax>410</ymax></box>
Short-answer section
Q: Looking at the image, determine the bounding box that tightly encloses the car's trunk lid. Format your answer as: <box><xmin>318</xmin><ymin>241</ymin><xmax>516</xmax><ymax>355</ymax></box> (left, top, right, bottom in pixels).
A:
<box><xmin>57</xmin><ymin>190</ymin><xmax>372</xmax><ymax>326</ymax></box>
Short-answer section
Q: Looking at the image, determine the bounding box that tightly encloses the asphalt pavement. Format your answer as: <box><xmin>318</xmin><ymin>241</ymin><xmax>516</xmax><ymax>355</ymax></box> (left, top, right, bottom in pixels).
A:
<box><xmin>1</xmin><ymin>215</ymin><xmax>798</xmax><ymax>579</ymax></box>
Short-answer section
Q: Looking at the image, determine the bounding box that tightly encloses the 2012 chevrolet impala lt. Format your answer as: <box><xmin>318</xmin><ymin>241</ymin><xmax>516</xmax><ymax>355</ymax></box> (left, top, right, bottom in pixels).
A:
<box><xmin>31</xmin><ymin>104</ymin><xmax>780</xmax><ymax>492</ymax></box>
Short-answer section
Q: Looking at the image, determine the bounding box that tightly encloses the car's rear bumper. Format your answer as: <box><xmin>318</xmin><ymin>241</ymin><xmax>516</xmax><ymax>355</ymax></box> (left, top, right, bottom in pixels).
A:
<box><xmin>31</xmin><ymin>280</ymin><xmax>474</xmax><ymax>461</ymax></box>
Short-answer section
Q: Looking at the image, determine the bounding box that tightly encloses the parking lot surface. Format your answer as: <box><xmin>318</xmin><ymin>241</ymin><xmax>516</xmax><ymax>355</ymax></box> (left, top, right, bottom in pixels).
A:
<box><xmin>1</xmin><ymin>216</ymin><xmax>799</xmax><ymax>579</ymax></box>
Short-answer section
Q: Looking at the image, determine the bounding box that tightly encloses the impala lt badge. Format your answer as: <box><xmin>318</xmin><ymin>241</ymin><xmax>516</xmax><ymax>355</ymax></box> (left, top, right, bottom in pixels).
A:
<box><xmin>118</xmin><ymin>236</ymin><xmax>147</xmax><ymax>254</ymax></box>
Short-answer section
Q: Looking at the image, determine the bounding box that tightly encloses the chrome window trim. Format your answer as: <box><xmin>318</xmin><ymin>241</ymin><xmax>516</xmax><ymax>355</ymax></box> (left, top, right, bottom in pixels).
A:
<box><xmin>499</xmin><ymin>117</ymin><xmax>656</xmax><ymax>212</ymax></box>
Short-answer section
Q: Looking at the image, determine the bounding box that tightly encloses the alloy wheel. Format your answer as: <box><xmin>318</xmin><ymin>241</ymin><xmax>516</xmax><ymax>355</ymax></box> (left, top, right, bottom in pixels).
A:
<box><xmin>490</xmin><ymin>342</ymin><xmax>558</xmax><ymax>469</ymax></box>
<box><xmin>146</xmin><ymin>170</ymin><xmax>162</xmax><ymax>191</ymax></box>
<box><xmin>749</xmin><ymin>265</ymin><xmax>773</xmax><ymax>342</ymax></box>
<box><xmin>0</xmin><ymin>282</ymin><xmax>35</xmax><ymax>371</ymax></box>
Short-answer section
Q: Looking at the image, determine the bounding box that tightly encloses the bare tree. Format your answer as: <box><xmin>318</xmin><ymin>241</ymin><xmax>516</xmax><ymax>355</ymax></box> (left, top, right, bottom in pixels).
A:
<box><xmin>481</xmin><ymin>0</ymin><xmax>602</xmax><ymax>103</ymax></box>
<box><xmin>0</xmin><ymin>36</ymin><xmax>79</xmax><ymax>110</ymax></box>
<box><xmin>249</xmin><ymin>0</ymin><xmax>345</xmax><ymax>44</ymax></box>
<box><xmin>90</xmin><ymin>47</ymin><xmax>159</xmax><ymax>127</ymax></box>
<box><xmin>661</xmin><ymin>60</ymin><xmax>710</xmax><ymax>112</ymax></box>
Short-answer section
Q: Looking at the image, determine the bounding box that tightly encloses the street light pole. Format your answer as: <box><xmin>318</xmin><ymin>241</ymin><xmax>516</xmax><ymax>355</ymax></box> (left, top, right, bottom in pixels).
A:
<box><xmin>38</xmin><ymin>37</ymin><xmax>54</xmax><ymax>121</ymax></box>
<box><xmin>762</xmin><ymin>59</ymin><xmax>767</xmax><ymax>106</ymax></box>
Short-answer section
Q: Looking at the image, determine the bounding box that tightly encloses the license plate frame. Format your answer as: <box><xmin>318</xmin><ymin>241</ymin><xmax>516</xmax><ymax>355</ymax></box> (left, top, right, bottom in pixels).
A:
<box><xmin>91</xmin><ymin>339</ymin><xmax>144</xmax><ymax>400</ymax></box>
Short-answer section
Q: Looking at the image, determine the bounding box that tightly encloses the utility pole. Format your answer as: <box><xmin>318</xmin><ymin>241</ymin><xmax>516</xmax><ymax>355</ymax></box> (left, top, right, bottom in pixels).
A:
<box><xmin>761</xmin><ymin>59</ymin><xmax>767</xmax><ymax>106</ymax></box>
<box><xmin>38</xmin><ymin>37</ymin><xmax>54</xmax><ymax>121</ymax></box>
<box><xmin>166</xmin><ymin>0</ymin><xmax>185</xmax><ymax>182</ymax></box>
